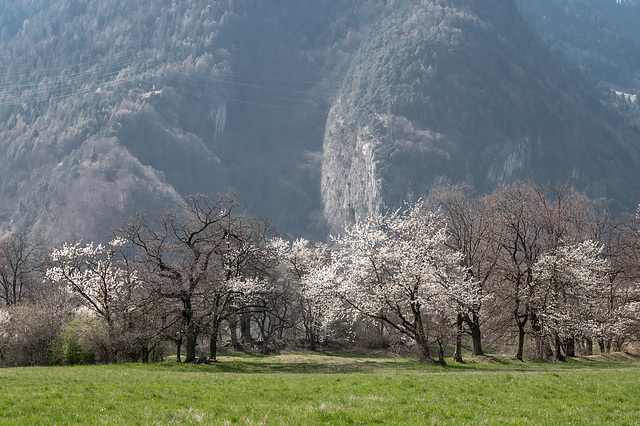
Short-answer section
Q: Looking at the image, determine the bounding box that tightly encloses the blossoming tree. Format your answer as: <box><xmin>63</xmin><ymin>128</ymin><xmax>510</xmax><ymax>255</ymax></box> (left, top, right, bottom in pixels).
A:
<box><xmin>329</xmin><ymin>202</ymin><xmax>483</xmax><ymax>364</ymax></box>
<box><xmin>276</xmin><ymin>238</ymin><xmax>336</xmax><ymax>349</ymax></box>
<box><xmin>46</xmin><ymin>237</ymin><xmax>135</xmax><ymax>326</ymax></box>
<box><xmin>532</xmin><ymin>240</ymin><xmax>609</xmax><ymax>361</ymax></box>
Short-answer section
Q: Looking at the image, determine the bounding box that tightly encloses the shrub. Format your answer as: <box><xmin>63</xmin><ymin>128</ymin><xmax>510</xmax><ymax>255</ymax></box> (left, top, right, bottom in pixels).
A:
<box><xmin>0</xmin><ymin>304</ymin><xmax>67</xmax><ymax>367</ymax></box>
<box><xmin>47</xmin><ymin>319</ymin><xmax>97</xmax><ymax>366</ymax></box>
<box><xmin>46</xmin><ymin>313</ymin><xmax>119</xmax><ymax>365</ymax></box>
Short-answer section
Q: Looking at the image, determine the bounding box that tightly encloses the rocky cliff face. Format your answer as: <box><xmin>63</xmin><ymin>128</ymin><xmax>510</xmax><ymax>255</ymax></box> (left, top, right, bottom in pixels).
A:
<box><xmin>321</xmin><ymin>0</ymin><xmax>640</xmax><ymax>232</ymax></box>
<box><xmin>322</xmin><ymin>97</ymin><xmax>384</xmax><ymax>227</ymax></box>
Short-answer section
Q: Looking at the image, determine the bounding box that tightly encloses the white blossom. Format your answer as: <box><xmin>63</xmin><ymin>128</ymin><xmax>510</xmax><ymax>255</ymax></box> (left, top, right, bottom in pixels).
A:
<box><xmin>533</xmin><ymin>240</ymin><xmax>609</xmax><ymax>339</ymax></box>
<box><xmin>323</xmin><ymin>202</ymin><xmax>483</xmax><ymax>360</ymax></box>
<box><xmin>46</xmin><ymin>240</ymin><xmax>137</xmax><ymax>323</ymax></box>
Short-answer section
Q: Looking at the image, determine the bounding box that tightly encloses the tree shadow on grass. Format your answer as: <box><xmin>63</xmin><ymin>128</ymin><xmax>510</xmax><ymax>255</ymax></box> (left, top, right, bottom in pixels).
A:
<box><xmin>139</xmin><ymin>353</ymin><xmax>429</xmax><ymax>374</ymax></box>
<box><xmin>129</xmin><ymin>350</ymin><xmax>640</xmax><ymax>375</ymax></box>
<box><xmin>210</xmin><ymin>361</ymin><xmax>401</xmax><ymax>374</ymax></box>
<box><xmin>318</xmin><ymin>349</ymin><xmax>399</xmax><ymax>359</ymax></box>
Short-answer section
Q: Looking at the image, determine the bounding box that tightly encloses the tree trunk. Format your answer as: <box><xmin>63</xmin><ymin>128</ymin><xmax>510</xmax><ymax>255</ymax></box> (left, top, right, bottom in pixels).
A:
<box><xmin>209</xmin><ymin>320</ymin><xmax>221</xmax><ymax>362</ymax></box>
<box><xmin>565</xmin><ymin>337</ymin><xmax>575</xmax><ymax>358</ymax></box>
<box><xmin>306</xmin><ymin>314</ymin><xmax>319</xmax><ymax>350</ymax></box>
<box><xmin>552</xmin><ymin>333</ymin><xmax>566</xmax><ymax>362</ymax></box>
<box><xmin>175</xmin><ymin>335</ymin><xmax>182</xmax><ymax>362</ymax></box>
<box><xmin>453</xmin><ymin>314</ymin><xmax>463</xmax><ymax>363</ymax></box>
<box><xmin>183</xmin><ymin>297</ymin><xmax>198</xmax><ymax>363</ymax></box>
<box><xmin>515</xmin><ymin>321</ymin><xmax>526</xmax><ymax>361</ymax></box>
<box><xmin>141</xmin><ymin>346</ymin><xmax>150</xmax><ymax>363</ymax></box>
<box><xmin>308</xmin><ymin>328</ymin><xmax>317</xmax><ymax>351</ymax></box>
<box><xmin>584</xmin><ymin>338</ymin><xmax>593</xmax><ymax>356</ymax></box>
<box><xmin>613</xmin><ymin>338</ymin><xmax>624</xmax><ymax>353</ymax></box>
<box><xmin>464</xmin><ymin>313</ymin><xmax>484</xmax><ymax>356</ymax></box>
<box><xmin>419</xmin><ymin>341</ymin><xmax>434</xmax><ymax>363</ymax></box>
<box><xmin>227</xmin><ymin>317</ymin><xmax>240</xmax><ymax>351</ymax></box>
<box><xmin>415</xmin><ymin>328</ymin><xmax>434</xmax><ymax>363</ymax></box>
<box><xmin>537</xmin><ymin>336</ymin><xmax>553</xmax><ymax>360</ymax></box>
<box><xmin>598</xmin><ymin>338</ymin><xmax>606</xmax><ymax>354</ymax></box>
<box><xmin>436</xmin><ymin>339</ymin><xmax>446</xmax><ymax>365</ymax></box>
<box><xmin>414</xmin><ymin>308</ymin><xmax>435</xmax><ymax>363</ymax></box>
<box><xmin>240</xmin><ymin>314</ymin><xmax>253</xmax><ymax>345</ymax></box>
<box><xmin>470</xmin><ymin>325</ymin><xmax>483</xmax><ymax>357</ymax></box>
<box><xmin>185</xmin><ymin>323</ymin><xmax>198</xmax><ymax>363</ymax></box>
<box><xmin>531</xmin><ymin>314</ymin><xmax>550</xmax><ymax>360</ymax></box>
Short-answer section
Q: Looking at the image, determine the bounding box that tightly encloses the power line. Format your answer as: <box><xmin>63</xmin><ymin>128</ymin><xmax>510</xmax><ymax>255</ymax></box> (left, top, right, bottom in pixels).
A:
<box><xmin>141</xmin><ymin>78</ymin><xmax>324</xmax><ymax>112</ymax></box>
<box><xmin>0</xmin><ymin>55</ymin><xmax>331</xmax><ymax>112</ymax></box>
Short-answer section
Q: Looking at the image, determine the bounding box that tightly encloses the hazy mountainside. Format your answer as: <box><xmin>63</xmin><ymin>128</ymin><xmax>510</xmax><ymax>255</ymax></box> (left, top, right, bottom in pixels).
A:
<box><xmin>512</xmin><ymin>0</ymin><xmax>640</xmax><ymax>133</ymax></box>
<box><xmin>0</xmin><ymin>0</ymin><xmax>379</xmax><ymax>241</ymax></box>
<box><xmin>1</xmin><ymin>0</ymin><xmax>639</xmax><ymax>241</ymax></box>
<box><xmin>0</xmin><ymin>0</ymin><xmax>233</xmax><ymax>241</ymax></box>
<box><xmin>583</xmin><ymin>0</ymin><xmax>640</xmax><ymax>43</ymax></box>
<box><xmin>322</xmin><ymin>0</ymin><xmax>640</xmax><ymax>231</ymax></box>
<box><xmin>514</xmin><ymin>0</ymin><xmax>640</xmax><ymax>89</ymax></box>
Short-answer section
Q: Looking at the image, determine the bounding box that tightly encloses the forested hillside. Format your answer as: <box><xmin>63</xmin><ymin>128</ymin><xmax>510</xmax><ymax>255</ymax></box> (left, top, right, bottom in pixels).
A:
<box><xmin>0</xmin><ymin>0</ymin><xmax>639</xmax><ymax>240</ymax></box>
<box><xmin>583</xmin><ymin>0</ymin><xmax>640</xmax><ymax>43</ymax></box>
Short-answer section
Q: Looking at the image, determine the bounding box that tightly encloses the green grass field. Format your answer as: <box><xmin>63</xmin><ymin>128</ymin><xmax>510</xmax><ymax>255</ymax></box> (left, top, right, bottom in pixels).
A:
<box><xmin>1</xmin><ymin>351</ymin><xmax>639</xmax><ymax>425</ymax></box>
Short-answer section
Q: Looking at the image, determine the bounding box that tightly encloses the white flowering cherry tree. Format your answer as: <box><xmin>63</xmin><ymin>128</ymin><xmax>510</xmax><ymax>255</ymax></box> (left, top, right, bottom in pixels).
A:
<box><xmin>532</xmin><ymin>240</ymin><xmax>610</xmax><ymax>361</ymax></box>
<box><xmin>46</xmin><ymin>237</ymin><xmax>135</xmax><ymax>326</ymax></box>
<box><xmin>276</xmin><ymin>238</ymin><xmax>338</xmax><ymax>349</ymax></box>
<box><xmin>330</xmin><ymin>202</ymin><xmax>483</xmax><ymax>364</ymax></box>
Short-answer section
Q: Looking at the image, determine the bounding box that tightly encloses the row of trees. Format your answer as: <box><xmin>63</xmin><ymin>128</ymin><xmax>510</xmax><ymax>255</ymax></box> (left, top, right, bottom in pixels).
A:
<box><xmin>1</xmin><ymin>182</ymin><xmax>640</xmax><ymax>366</ymax></box>
<box><xmin>453</xmin><ymin>182</ymin><xmax>640</xmax><ymax>359</ymax></box>
<box><xmin>1</xmin><ymin>193</ymin><xmax>325</xmax><ymax>365</ymax></box>
<box><xmin>300</xmin><ymin>181</ymin><xmax>640</xmax><ymax>364</ymax></box>
<box><xmin>442</xmin><ymin>181</ymin><xmax>640</xmax><ymax>361</ymax></box>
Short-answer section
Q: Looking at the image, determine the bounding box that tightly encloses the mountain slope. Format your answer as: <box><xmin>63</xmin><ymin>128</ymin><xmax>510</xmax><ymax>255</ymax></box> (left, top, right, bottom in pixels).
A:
<box><xmin>0</xmin><ymin>1</ymin><xmax>235</xmax><ymax>240</ymax></box>
<box><xmin>1</xmin><ymin>0</ymin><xmax>640</xmax><ymax>241</ymax></box>
<box><xmin>0</xmin><ymin>0</ymin><xmax>361</xmax><ymax>241</ymax></box>
<box><xmin>583</xmin><ymin>0</ymin><xmax>640</xmax><ymax>44</ymax></box>
<box><xmin>321</xmin><ymin>0</ymin><xmax>640</xmax><ymax>231</ymax></box>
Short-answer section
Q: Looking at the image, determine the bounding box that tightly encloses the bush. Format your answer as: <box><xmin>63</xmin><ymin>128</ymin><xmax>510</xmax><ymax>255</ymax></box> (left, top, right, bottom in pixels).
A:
<box><xmin>47</xmin><ymin>319</ymin><xmax>98</xmax><ymax>366</ymax></box>
<box><xmin>0</xmin><ymin>304</ymin><xmax>68</xmax><ymax>367</ymax></box>
<box><xmin>47</xmin><ymin>311</ymin><xmax>125</xmax><ymax>365</ymax></box>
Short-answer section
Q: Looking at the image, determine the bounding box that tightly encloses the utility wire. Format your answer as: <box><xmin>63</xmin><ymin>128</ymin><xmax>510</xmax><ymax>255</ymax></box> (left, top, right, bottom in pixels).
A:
<box><xmin>0</xmin><ymin>55</ymin><xmax>330</xmax><ymax>111</ymax></box>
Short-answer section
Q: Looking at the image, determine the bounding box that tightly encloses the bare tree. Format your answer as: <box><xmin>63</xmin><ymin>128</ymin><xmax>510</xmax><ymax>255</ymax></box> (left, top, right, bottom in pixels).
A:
<box><xmin>603</xmin><ymin>211</ymin><xmax>640</xmax><ymax>351</ymax></box>
<box><xmin>434</xmin><ymin>184</ymin><xmax>501</xmax><ymax>360</ymax></box>
<box><xmin>116</xmin><ymin>193</ymin><xmax>277</xmax><ymax>363</ymax></box>
<box><xmin>202</xmin><ymin>212</ymin><xmax>280</xmax><ymax>360</ymax></box>
<box><xmin>0</xmin><ymin>231</ymin><xmax>44</xmax><ymax>306</ymax></box>
<box><xmin>489</xmin><ymin>181</ymin><xmax>548</xmax><ymax>360</ymax></box>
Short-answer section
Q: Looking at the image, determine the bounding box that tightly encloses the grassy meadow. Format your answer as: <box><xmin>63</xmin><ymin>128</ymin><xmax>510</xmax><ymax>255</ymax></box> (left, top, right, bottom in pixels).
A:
<box><xmin>1</xmin><ymin>351</ymin><xmax>639</xmax><ymax>425</ymax></box>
